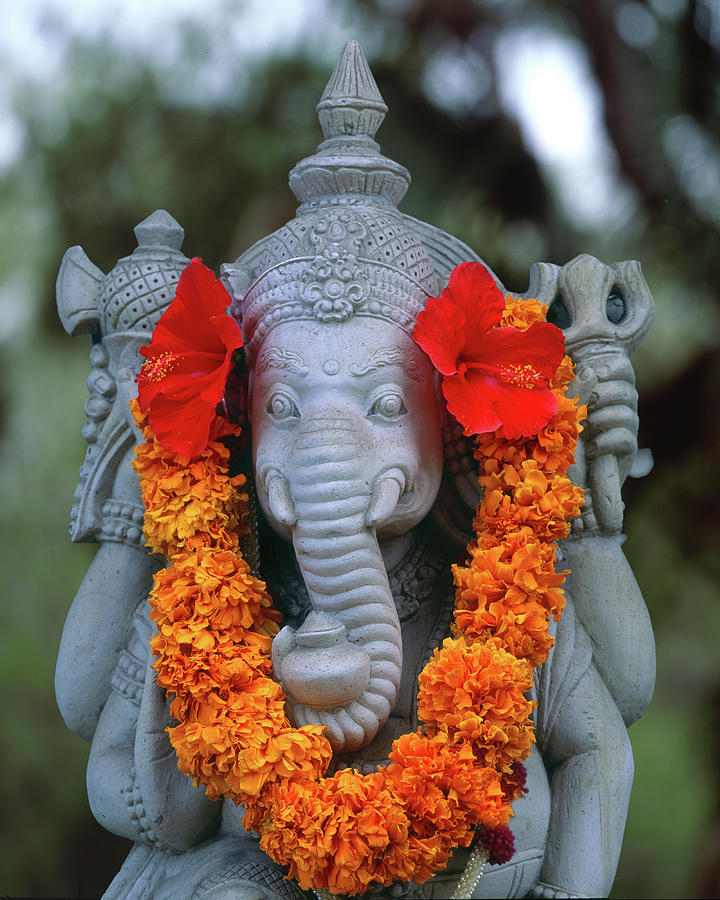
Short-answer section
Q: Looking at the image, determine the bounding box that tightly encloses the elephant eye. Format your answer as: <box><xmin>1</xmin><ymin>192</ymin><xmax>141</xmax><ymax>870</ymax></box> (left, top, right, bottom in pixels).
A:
<box><xmin>368</xmin><ymin>390</ymin><xmax>407</xmax><ymax>420</ymax></box>
<box><xmin>266</xmin><ymin>391</ymin><xmax>300</xmax><ymax>421</ymax></box>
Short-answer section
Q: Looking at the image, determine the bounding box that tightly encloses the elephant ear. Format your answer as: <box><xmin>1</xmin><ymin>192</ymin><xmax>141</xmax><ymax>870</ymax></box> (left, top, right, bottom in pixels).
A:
<box><xmin>220</xmin><ymin>261</ymin><xmax>253</xmax><ymax>316</ymax></box>
<box><xmin>222</xmin><ymin>232</ymin><xmax>276</xmax><ymax>309</ymax></box>
<box><xmin>219</xmin><ymin>257</ymin><xmax>262</xmax><ymax>574</ymax></box>
<box><xmin>222</xmin><ymin>239</ymin><xmax>275</xmax><ymax>351</ymax></box>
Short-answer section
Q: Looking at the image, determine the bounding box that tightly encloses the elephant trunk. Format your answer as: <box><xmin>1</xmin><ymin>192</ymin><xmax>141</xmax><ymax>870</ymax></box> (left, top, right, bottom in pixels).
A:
<box><xmin>269</xmin><ymin>419</ymin><xmax>403</xmax><ymax>754</ymax></box>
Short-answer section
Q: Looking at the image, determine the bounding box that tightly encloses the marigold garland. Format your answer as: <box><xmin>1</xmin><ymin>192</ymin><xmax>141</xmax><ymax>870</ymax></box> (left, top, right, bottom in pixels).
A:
<box><xmin>131</xmin><ymin>292</ymin><xmax>586</xmax><ymax>897</ymax></box>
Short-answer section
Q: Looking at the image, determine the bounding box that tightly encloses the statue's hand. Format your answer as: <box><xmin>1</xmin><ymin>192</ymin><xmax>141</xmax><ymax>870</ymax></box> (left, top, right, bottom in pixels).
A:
<box><xmin>572</xmin><ymin>352</ymin><xmax>638</xmax><ymax>535</ymax></box>
<box><xmin>134</xmin><ymin>657</ymin><xmax>218</xmax><ymax>851</ymax></box>
<box><xmin>581</xmin><ymin>353</ymin><xmax>638</xmax><ymax>484</ymax></box>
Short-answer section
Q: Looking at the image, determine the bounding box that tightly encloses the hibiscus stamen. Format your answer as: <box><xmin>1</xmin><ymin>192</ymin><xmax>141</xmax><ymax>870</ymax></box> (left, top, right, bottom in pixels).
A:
<box><xmin>497</xmin><ymin>363</ymin><xmax>542</xmax><ymax>390</ymax></box>
<box><xmin>139</xmin><ymin>351</ymin><xmax>179</xmax><ymax>384</ymax></box>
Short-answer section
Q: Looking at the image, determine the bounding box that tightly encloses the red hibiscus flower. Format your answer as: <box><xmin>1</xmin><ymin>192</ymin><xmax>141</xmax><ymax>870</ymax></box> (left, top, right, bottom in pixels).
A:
<box><xmin>137</xmin><ymin>258</ymin><xmax>243</xmax><ymax>458</ymax></box>
<box><xmin>413</xmin><ymin>262</ymin><xmax>565</xmax><ymax>438</ymax></box>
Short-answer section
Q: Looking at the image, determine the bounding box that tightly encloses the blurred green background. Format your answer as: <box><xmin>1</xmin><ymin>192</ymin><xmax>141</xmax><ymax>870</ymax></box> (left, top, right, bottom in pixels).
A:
<box><xmin>1</xmin><ymin>0</ymin><xmax>718</xmax><ymax>897</ymax></box>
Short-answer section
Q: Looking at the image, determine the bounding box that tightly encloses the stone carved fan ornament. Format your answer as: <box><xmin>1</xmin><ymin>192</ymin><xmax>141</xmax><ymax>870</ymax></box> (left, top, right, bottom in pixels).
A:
<box><xmin>131</xmin><ymin>245</ymin><xmax>583</xmax><ymax>897</ymax></box>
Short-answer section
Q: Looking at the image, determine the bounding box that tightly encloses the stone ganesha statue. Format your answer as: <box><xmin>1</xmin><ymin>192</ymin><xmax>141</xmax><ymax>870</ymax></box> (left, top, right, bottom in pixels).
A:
<box><xmin>55</xmin><ymin>42</ymin><xmax>655</xmax><ymax>899</ymax></box>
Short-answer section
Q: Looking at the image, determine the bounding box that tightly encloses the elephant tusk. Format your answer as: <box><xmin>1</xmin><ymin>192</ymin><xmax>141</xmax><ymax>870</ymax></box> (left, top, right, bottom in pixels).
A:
<box><xmin>365</xmin><ymin>468</ymin><xmax>406</xmax><ymax>528</ymax></box>
<box><xmin>266</xmin><ymin>471</ymin><xmax>297</xmax><ymax>527</ymax></box>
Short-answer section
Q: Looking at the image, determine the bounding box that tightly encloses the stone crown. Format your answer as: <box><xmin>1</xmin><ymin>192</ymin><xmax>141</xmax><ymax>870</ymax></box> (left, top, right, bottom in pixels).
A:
<box><xmin>233</xmin><ymin>42</ymin><xmax>438</xmax><ymax>356</ymax></box>
<box><xmin>99</xmin><ymin>210</ymin><xmax>189</xmax><ymax>336</ymax></box>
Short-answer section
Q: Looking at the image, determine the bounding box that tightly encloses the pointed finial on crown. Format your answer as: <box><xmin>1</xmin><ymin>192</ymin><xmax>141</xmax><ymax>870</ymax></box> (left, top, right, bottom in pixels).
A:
<box><xmin>133</xmin><ymin>209</ymin><xmax>185</xmax><ymax>251</ymax></box>
<box><xmin>316</xmin><ymin>40</ymin><xmax>388</xmax><ymax>141</ymax></box>
<box><xmin>289</xmin><ymin>41</ymin><xmax>409</xmax><ymax>209</ymax></box>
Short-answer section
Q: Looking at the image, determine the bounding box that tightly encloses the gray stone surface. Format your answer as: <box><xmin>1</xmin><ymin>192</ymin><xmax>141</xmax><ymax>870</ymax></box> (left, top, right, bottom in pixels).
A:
<box><xmin>55</xmin><ymin>41</ymin><xmax>655</xmax><ymax>899</ymax></box>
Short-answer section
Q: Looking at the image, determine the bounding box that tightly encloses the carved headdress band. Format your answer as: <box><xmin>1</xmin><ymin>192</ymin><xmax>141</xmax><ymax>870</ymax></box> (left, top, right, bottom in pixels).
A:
<box><xmin>240</xmin><ymin>213</ymin><xmax>431</xmax><ymax>355</ymax></box>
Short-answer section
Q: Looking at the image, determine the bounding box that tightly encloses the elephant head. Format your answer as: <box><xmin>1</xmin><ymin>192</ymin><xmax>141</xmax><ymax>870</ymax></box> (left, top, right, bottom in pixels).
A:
<box><xmin>250</xmin><ymin>314</ymin><xmax>443</xmax><ymax>753</ymax></box>
<box><xmin>224</xmin><ymin>42</ymin><xmax>473</xmax><ymax>754</ymax></box>
<box><xmin>230</xmin><ymin>202</ymin><xmax>448</xmax><ymax>756</ymax></box>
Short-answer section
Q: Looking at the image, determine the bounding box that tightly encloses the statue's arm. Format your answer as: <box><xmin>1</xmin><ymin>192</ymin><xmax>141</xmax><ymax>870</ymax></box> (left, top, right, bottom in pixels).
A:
<box><xmin>562</xmin><ymin>356</ymin><xmax>655</xmax><ymax>726</ymax></box>
<box><xmin>562</xmin><ymin>524</ymin><xmax>655</xmax><ymax>726</ymax></box>
<box><xmin>536</xmin><ymin>662</ymin><xmax>632</xmax><ymax>898</ymax></box>
<box><xmin>55</xmin><ymin>447</ymin><xmax>160</xmax><ymax>741</ymax></box>
<box><xmin>555</xmin><ymin>255</ymin><xmax>656</xmax><ymax>726</ymax></box>
<box><xmin>533</xmin><ymin>600</ymin><xmax>633</xmax><ymax>898</ymax></box>
<box><xmin>86</xmin><ymin>606</ymin><xmax>220</xmax><ymax>851</ymax></box>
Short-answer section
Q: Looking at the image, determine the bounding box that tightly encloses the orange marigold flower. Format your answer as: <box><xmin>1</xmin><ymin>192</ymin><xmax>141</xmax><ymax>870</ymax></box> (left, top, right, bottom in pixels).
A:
<box><xmin>387</xmin><ymin>732</ymin><xmax>508</xmax><ymax>830</ymax></box>
<box><xmin>476</xmin><ymin>459</ymin><xmax>583</xmax><ymax>542</ymax></box>
<box><xmin>417</xmin><ymin>638</ymin><xmax>535</xmax><ymax>775</ymax></box>
<box><xmin>255</xmin><ymin>771</ymin><xmax>412</xmax><ymax>895</ymax></box>
<box><xmin>499</xmin><ymin>295</ymin><xmax>548</xmax><ymax>330</ymax></box>
<box><xmin>532</xmin><ymin>393</ymin><xmax>585</xmax><ymax>473</ymax></box>
<box><xmin>133</xmin><ymin>409</ymin><xmax>247</xmax><ymax>557</ymax></box>
<box><xmin>461</xmin><ymin>530</ymin><xmax>565</xmax><ymax>614</ymax></box>
<box><xmin>451</xmin><ymin>531</ymin><xmax>565</xmax><ymax>663</ymax></box>
<box><xmin>550</xmin><ymin>353</ymin><xmax>578</xmax><ymax>391</ymax></box>
<box><xmin>452</xmin><ymin>595</ymin><xmax>554</xmax><ymax>666</ymax></box>
<box><xmin>171</xmin><ymin>706</ymin><xmax>330</xmax><ymax>805</ymax></box>
<box><xmin>149</xmin><ymin>548</ymin><xmax>277</xmax><ymax>644</ymax></box>
<box><xmin>152</xmin><ymin>632</ymin><xmax>276</xmax><ymax>705</ymax></box>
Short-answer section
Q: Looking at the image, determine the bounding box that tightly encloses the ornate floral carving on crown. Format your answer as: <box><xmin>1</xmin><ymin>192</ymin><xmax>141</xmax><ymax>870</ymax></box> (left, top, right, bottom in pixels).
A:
<box><xmin>240</xmin><ymin>260</ymin><xmax>430</xmax><ymax>356</ymax></box>
<box><xmin>301</xmin><ymin>246</ymin><xmax>369</xmax><ymax>322</ymax></box>
<box><xmin>237</xmin><ymin>210</ymin><xmax>435</xmax><ymax>356</ymax></box>
<box><xmin>300</xmin><ymin>216</ymin><xmax>370</xmax><ymax>322</ymax></box>
<box><xmin>309</xmin><ymin>215</ymin><xmax>366</xmax><ymax>253</ymax></box>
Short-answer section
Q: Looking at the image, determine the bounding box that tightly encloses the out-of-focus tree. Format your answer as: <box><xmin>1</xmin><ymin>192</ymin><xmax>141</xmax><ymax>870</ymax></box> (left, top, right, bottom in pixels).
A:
<box><xmin>0</xmin><ymin>1</ymin><xmax>717</xmax><ymax>896</ymax></box>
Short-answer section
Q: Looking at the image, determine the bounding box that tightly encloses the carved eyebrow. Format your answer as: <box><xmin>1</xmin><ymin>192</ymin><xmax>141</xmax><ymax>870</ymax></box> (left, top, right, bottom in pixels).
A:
<box><xmin>349</xmin><ymin>347</ymin><xmax>422</xmax><ymax>382</ymax></box>
<box><xmin>256</xmin><ymin>347</ymin><xmax>309</xmax><ymax>376</ymax></box>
